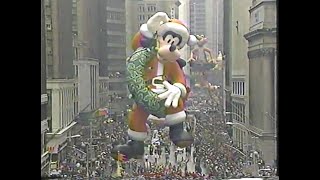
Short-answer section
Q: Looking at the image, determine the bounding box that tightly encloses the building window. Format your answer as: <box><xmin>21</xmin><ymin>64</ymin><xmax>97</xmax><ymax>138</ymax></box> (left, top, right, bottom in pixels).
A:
<box><xmin>232</xmin><ymin>102</ymin><xmax>246</xmax><ymax>123</ymax></box>
<box><xmin>107</xmin><ymin>24</ymin><xmax>125</xmax><ymax>32</ymax></box>
<box><xmin>107</xmin><ymin>47</ymin><xmax>126</xmax><ymax>57</ymax></box>
<box><xmin>109</xmin><ymin>82</ymin><xmax>127</xmax><ymax>91</ymax></box>
<box><xmin>138</xmin><ymin>5</ymin><xmax>144</xmax><ymax>12</ymax></box>
<box><xmin>41</xmin><ymin>104</ymin><xmax>47</xmax><ymax>122</ymax></box>
<box><xmin>90</xmin><ymin>65</ymin><xmax>94</xmax><ymax>110</ymax></box>
<box><xmin>147</xmin><ymin>4</ymin><xmax>156</xmax><ymax>12</ymax></box>
<box><xmin>254</xmin><ymin>11</ymin><xmax>260</xmax><ymax>23</ymax></box>
<box><xmin>107</xmin><ymin>35</ymin><xmax>125</xmax><ymax>44</ymax></box>
<box><xmin>232</xmin><ymin>80</ymin><xmax>245</xmax><ymax>96</ymax></box>
<box><xmin>75</xmin><ymin>65</ymin><xmax>78</xmax><ymax>77</ymax></box>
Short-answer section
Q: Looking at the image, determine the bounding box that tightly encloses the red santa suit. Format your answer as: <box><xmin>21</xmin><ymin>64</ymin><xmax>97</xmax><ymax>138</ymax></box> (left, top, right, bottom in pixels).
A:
<box><xmin>127</xmin><ymin>54</ymin><xmax>189</xmax><ymax>141</ymax></box>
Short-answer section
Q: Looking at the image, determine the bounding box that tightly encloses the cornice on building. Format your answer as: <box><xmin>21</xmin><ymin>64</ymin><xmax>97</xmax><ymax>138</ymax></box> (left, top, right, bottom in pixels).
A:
<box><xmin>247</xmin><ymin>47</ymin><xmax>275</xmax><ymax>59</ymax></box>
<box><xmin>249</xmin><ymin>0</ymin><xmax>276</xmax><ymax>13</ymax></box>
<box><xmin>244</xmin><ymin>28</ymin><xmax>277</xmax><ymax>41</ymax></box>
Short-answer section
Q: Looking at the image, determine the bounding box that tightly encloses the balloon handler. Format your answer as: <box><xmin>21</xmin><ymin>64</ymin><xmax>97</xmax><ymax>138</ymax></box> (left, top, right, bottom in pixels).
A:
<box><xmin>111</xmin><ymin>12</ymin><xmax>198</xmax><ymax>161</ymax></box>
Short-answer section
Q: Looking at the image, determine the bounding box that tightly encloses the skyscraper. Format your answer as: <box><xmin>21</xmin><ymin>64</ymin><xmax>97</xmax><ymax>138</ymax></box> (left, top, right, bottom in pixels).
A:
<box><xmin>223</xmin><ymin>0</ymin><xmax>253</xmax><ymax>155</ymax></box>
<box><xmin>44</xmin><ymin>0</ymin><xmax>78</xmax><ymax>170</ymax></box>
<box><xmin>103</xmin><ymin>0</ymin><xmax>128</xmax><ymax>114</ymax></box>
<box><xmin>41</xmin><ymin>0</ymin><xmax>49</xmax><ymax>175</ymax></box>
<box><xmin>244</xmin><ymin>0</ymin><xmax>277</xmax><ymax>167</ymax></box>
<box><xmin>73</xmin><ymin>0</ymin><xmax>100</xmax><ymax>112</ymax></box>
<box><xmin>190</xmin><ymin>0</ymin><xmax>223</xmax><ymax>56</ymax></box>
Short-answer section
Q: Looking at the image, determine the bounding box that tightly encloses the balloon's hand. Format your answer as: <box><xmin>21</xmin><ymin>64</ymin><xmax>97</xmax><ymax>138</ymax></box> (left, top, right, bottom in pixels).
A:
<box><xmin>158</xmin><ymin>81</ymin><xmax>181</xmax><ymax>108</ymax></box>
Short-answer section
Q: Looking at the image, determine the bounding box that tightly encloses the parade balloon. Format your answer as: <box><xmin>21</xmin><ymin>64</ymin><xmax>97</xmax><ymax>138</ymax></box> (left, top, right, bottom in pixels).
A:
<box><xmin>111</xmin><ymin>12</ymin><xmax>196</xmax><ymax>162</ymax></box>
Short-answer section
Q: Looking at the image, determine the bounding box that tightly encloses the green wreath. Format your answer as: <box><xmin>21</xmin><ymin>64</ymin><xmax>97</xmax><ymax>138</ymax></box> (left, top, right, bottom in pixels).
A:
<box><xmin>126</xmin><ymin>48</ymin><xmax>166</xmax><ymax>118</ymax></box>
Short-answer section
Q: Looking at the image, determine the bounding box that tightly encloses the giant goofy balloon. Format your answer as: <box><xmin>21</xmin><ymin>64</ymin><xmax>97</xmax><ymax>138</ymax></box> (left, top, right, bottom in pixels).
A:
<box><xmin>111</xmin><ymin>12</ymin><xmax>197</xmax><ymax>161</ymax></box>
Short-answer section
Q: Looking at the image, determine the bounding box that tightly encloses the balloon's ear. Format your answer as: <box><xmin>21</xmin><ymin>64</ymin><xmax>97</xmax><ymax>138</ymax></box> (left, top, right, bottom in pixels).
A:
<box><xmin>177</xmin><ymin>58</ymin><xmax>187</xmax><ymax>68</ymax></box>
<box><xmin>146</xmin><ymin>12</ymin><xmax>170</xmax><ymax>34</ymax></box>
<box><xmin>140</xmin><ymin>23</ymin><xmax>153</xmax><ymax>38</ymax></box>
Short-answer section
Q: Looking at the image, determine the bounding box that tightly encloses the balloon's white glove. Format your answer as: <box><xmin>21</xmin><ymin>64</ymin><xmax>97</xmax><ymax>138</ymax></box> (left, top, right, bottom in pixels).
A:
<box><xmin>158</xmin><ymin>81</ymin><xmax>182</xmax><ymax>108</ymax></box>
<box><xmin>147</xmin><ymin>114</ymin><xmax>165</xmax><ymax>121</ymax></box>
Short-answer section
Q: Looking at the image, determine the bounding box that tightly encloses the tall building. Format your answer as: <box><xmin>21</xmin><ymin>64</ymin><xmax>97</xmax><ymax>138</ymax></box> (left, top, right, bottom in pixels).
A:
<box><xmin>190</xmin><ymin>0</ymin><xmax>223</xmax><ymax>56</ymax></box>
<box><xmin>44</xmin><ymin>0</ymin><xmax>78</xmax><ymax>170</ymax></box>
<box><xmin>244</xmin><ymin>0</ymin><xmax>277</xmax><ymax>166</ymax></box>
<box><xmin>45</xmin><ymin>0</ymin><xmax>74</xmax><ymax>79</ymax></box>
<box><xmin>103</xmin><ymin>0</ymin><xmax>129</xmax><ymax>115</ymax></box>
<box><xmin>178</xmin><ymin>0</ymin><xmax>191</xmax><ymax>83</ymax></box>
<box><xmin>41</xmin><ymin>0</ymin><xmax>49</xmax><ymax>175</ymax></box>
<box><xmin>223</xmin><ymin>0</ymin><xmax>253</xmax><ymax>155</ymax></box>
<box><xmin>73</xmin><ymin>0</ymin><xmax>100</xmax><ymax>112</ymax></box>
<box><xmin>126</xmin><ymin>0</ymin><xmax>180</xmax><ymax>56</ymax></box>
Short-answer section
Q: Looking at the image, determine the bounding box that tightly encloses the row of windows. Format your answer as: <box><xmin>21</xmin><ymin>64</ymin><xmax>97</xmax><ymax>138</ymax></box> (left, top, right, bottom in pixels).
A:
<box><xmin>46</xmin><ymin>87</ymin><xmax>78</xmax><ymax>130</ymax></box>
<box><xmin>109</xmin><ymin>82</ymin><xmax>127</xmax><ymax>91</ymax></box>
<box><xmin>59</xmin><ymin>88</ymin><xmax>76</xmax><ymax>128</ymax></box>
<box><xmin>107</xmin><ymin>23</ymin><xmax>125</xmax><ymax>32</ymax></box>
<box><xmin>74</xmin><ymin>65</ymin><xmax>78</xmax><ymax>77</ymax></box>
<box><xmin>107</xmin><ymin>47</ymin><xmax>126</xmax><ymax>56</ymax></box>
<box><xmin>90</xmin><ymin>65</ymin><xmax>97</xmax><ymax>110</ymax></box>
<box><xmin>138</xmin><ymin>14</ymin><xmax>153</xmax><ymax>21</ymax></box>
<box><xmin>74</xmin><ymin>86</ymin><xmax>79</xmax><ymax>116</ymax></box>
<box><xmin>232</xmin><ymin>81</ymin><xmax>245</xmax><ymax>96</ymax></box>
<box><xmin>106</xmin><ymin>0</ymin><xmax>125</xmax><ymax>9</ymax></box>
<box><xmin>231</xmin><ymin>101</ymin><xmax>246</xmax><ymax>123</ymax></box>
<box><xmin>234</xmin><ymin>128</ymin><xmax>246</xmax><ymax>151</ymax></box>
<box><xmin>107</xmin><ymin>35</ymin><xmax>125</xmax><ymax>44</ymax></box>
<box><xmin>138</xmin><ymin>5</ymin><xmax>156</xmax><ymax>12</ymax></box>
<box><xmin>107</xmin><ymin>11</ymin><xmax>125</xmax><ymax>21</ymax></box>
<box><xmin>99</xmin><ymin>81</ymin><xmax>108</xmax><ymax>92</ymax></box>
<box><xmin>41</xmin><ymin>133</ymin><xmax>46</xmax><ymax>155</ymax></box>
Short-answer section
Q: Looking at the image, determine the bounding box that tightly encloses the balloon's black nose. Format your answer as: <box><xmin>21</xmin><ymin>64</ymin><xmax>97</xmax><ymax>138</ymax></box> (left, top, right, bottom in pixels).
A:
<box><xmin>169</xmin><ymin>45</ymin><xmax>176</xmax><ymax>52</ymax></box>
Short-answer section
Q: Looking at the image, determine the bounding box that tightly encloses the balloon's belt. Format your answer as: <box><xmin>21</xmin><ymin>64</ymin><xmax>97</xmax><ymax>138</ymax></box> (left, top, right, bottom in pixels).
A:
<box><xmin>145</xmin><ymin>79</ymin><xmax>164</xmax><ymax>85</ymax></box>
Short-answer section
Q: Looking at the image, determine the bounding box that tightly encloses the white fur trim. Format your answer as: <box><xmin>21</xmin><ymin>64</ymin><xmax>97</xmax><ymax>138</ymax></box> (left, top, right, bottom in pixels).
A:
<box><xmin>147</xmin><ymin>114</ymin><xmax>165</xmax><ymax>121</ymax></box>
<box><xmin>151</xmin><ymin>88</ymin><xmax>167</xmax><ymax>94</ymax></box>
<box><xmin>165</xmin><ymin>111</ymin><xmax>186</xmax><ymax>126</ymax></box>
<box><xmin>128</xmin><ymin>129</ymin><xmax>148</xmax><ymax>141</ymax></box>
<box><xmin>173</xmin><ymin>83</ymin><xmax>187</xmax><ymax>97</ymax></box>
<box><xmin>188</xmin><ymin>35</ymin><xmax>197</xmax><ymax>46</ymax></box>
<box><xmin>147</xmin><ymin>12</ymin><xmax>169</xmax><ymax>33</ymax></box>
<box><xmin>140</xmin><ymin>24</ymin><xmax>153</xmax><ymax>38</ymax></box>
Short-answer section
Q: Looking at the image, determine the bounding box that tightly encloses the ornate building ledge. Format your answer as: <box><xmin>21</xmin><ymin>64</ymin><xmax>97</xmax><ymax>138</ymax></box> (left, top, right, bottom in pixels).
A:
<box><xmin>248</xmin><ymin>48</ymin><xmax>275</xmax><ymax>59</ymax></box>
<box><xmin>249</xmin><ymin>0</ymin><xmax>277</xmax><ymax>13</ymax></box>
<box><xmin>244</xmin><ymin>28</ymin><xmax>277</xmax><ymax>41</ymax></box>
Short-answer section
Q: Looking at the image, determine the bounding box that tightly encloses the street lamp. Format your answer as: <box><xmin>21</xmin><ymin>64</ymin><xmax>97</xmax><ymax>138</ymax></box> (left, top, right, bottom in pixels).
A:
<box><xmin>226</xmin><ymin>122</ymin><xmax>261</xmax><ymax>137</ymax></box>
